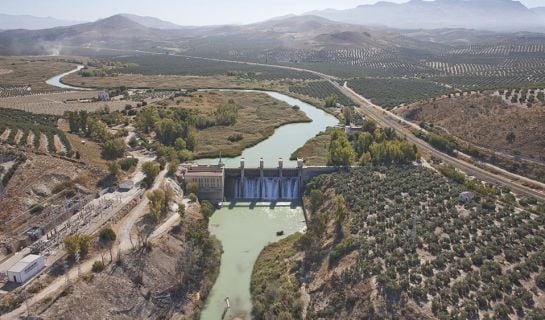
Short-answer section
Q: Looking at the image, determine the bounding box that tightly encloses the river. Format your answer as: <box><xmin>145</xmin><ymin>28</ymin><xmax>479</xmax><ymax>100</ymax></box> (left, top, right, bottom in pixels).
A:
<box><xmin>199</xmin><ymin>91</ymin><xmax>337</xmax><ymax>319</ymax></box>
<box><xmin>46</xmin><ymin>67</ymin><xmax>338</xmax><ymax>320</ymax></box>
<box><xmin>46</xmin><ymin>65</ymin><xmax>90</xmax><ymax>90</ymax></box>
<box><xmin>198</xmin><ymin>90</ymin><xmax>338</xmax><ymax>168</ymax></box>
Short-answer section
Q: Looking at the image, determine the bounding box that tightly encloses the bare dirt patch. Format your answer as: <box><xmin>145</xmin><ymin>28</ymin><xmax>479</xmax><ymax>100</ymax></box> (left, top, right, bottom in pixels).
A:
<box><xmin>0</xmin><ymin>151</ymin><xmax>104</xmax><ymax>241</ymax></box>
<box><xmin>53</xmin><ymin>135</ymin><xmax>66</xmax><ymax>154</ymax></box>
<box><xmin>26</xmin><ymin>131</ymin><xmax>35</xmax><ymax>147</ymax></box>
<box><xmin>13</xmin><ymin>129</ymin><xmax>23</xmax><ymax>145</ymax></box>
<box><xmin>0</xmin><ymin>128</ymin><xmax>11</xmax><ymax>141</ymax></box>
<box><xmin>38</xmin><ymin>133</ymin><xmax>48</xmax><ymax>153</ymax></box>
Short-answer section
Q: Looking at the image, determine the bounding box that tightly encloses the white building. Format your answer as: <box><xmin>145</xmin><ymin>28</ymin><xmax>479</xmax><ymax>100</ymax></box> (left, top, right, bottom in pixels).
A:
<box><xmin>7</xmin><ymin>254</ymin><xmax>45</xmax><ymax>283</ymax></box>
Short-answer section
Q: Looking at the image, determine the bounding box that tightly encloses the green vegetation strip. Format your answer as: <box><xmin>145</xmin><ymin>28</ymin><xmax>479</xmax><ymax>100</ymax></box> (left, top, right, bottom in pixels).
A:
<box><xmin>347</xmin><ymin>78</ymin><xmax>453</xmax><ymax>109</ymax></box>
<box><xmin>251</xmin><ymin>233</ymin><xmax>303</xmax><ymax>320</ymax></box>
<box><xmin>289</xmin><ymin>81</ymin><xmax>354</xmax><ymax>106</ymax></box>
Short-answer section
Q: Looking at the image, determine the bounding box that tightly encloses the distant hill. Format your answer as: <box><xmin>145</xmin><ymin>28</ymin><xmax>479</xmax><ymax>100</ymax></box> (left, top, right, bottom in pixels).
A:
<box><xmin>120</xmin><ymin>13</ymin><xmax>184</xmax><ymax>29</ymax></box>
<box><xmin>0</xmin><ymin>14</ymin><xmax>440</xmax><ymax>55</ymax></box>
<box><xmin>308</xmin><ymin>0</ymin><xmax>545</xmax><ymax>32</ymax></box>
<box><xmin>0</xmin><ymin>15</ymin><xmax>169</xmax><ymax>55</ymax></box>
<box><xmin>0</xmin><ymin>13</ymin><xmax>83</xmax><ymax>30</ymax></box>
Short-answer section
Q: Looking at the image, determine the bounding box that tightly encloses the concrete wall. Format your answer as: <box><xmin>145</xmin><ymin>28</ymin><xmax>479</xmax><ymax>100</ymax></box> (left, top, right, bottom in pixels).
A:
<box><xmin>223</xmin><ymin>166</ymin><xmax>342</xmax><ymax>200</ymax></box>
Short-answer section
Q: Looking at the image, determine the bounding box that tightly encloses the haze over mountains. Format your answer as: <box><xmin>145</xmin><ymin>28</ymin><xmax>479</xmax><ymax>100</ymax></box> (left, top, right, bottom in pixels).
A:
<box><xmin>0</xmin><ymin>0</ymin><xmax>544</xmax><ymax>56</ymax></box>
<box><xmin>0</xmin><ymin>13</ymin><xmax>83</xmax><ymax>30</ymax></box>
<box><xmin>309</xmin><ymin>0</ymin><xmax>545</xmax><ymax>32</ymax></box>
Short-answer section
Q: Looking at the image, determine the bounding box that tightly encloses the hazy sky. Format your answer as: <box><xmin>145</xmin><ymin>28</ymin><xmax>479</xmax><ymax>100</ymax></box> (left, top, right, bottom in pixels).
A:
<box><xmin>1</xmin><ymin>0</ymin><xmax>544</xmax><ymax>25</ymax></box>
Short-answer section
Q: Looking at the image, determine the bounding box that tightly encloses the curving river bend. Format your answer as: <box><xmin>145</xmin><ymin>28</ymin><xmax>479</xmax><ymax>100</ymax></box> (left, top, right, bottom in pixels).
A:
<box><xmin>47</xmin><ymin>65</ymin><xmax>339</xmax><ymax>320</ymax></box>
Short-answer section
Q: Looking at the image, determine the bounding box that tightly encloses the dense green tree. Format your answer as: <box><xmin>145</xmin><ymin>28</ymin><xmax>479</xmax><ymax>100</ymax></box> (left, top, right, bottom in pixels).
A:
<box><xmin>99</xmin><ymin>227</ymin><xmax>117</xmax><ymax>262</ymax></box>
<box><xmin>324</xmin><ymin>94</ymin><xmax>338</xmax><ymax>108</ymax></box>
<box><xmin>142</xmin><ymin>161</ymin><xmax>160</xmax><ymax>187</ymax></box>
<box><xmin>101</xmin><ymin>139</ymin><xmax>126</xmax><ymax>160</ymax></box>
<box><xmin>328</xmin><ymin>130</ymin><xmax>355</xmax><ymax>166</ymax></box>
<box><xmin>147</xmin><ymin>189</ymin><xmax>167</xmax><ymax>222</ymax></box>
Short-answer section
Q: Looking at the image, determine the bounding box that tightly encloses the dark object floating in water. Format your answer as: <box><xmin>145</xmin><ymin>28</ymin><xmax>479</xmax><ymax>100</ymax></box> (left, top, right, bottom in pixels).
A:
<box><xmin>276</xmin><ymin>230</ymin><xmax>284</xmax><ymax>236</ymax></box>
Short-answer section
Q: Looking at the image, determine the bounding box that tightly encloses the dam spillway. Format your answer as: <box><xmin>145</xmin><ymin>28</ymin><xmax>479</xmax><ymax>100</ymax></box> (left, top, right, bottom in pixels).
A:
<box><xmin>223</xmin><ymin>157</ymin><xmax>302</xmax><ymax>201</ymax></box>
<box><xmin>232</xmin><ymin>176</ymin><xmax>300</xmax><ymax>200</ymax></box>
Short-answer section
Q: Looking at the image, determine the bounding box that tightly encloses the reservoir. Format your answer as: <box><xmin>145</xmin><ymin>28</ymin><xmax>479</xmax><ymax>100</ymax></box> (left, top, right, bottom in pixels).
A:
<box><xmin>200</xmin><ymin>91</ymin><xmax>337</xmax><ymax>319</ymax></box>
<box><xmin>198</xmin><ymin>90</ymin><xmax>339</xmax><ymax>168</ymax></box>
<box><xmin>46</xmin><ymin>66</ymin><xmax>338</xmax><ymax>320</ymax></box>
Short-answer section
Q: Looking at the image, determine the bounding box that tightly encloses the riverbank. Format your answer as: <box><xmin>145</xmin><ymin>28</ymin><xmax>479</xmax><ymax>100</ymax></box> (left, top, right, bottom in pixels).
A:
<box><xmin>201</xmin><ymin>202</ymin><xmax>305</xmax><ymax>320</ymax></box>
<box><xmin>62</xmin><ymin>71</ymin><xmax>343</xmax><ymax>119</ymax></box>
<box><xmin>168</xmin><ymin>90</ymin><xmax>311</xmax><ymax>159</ymax></box>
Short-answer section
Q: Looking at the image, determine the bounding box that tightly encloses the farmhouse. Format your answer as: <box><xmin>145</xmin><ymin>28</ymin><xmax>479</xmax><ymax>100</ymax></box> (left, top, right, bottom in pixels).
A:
<box><xmin>7</xmin><ymin>254</ymin><xmax>45</xmax><ymax>283</ymax></box>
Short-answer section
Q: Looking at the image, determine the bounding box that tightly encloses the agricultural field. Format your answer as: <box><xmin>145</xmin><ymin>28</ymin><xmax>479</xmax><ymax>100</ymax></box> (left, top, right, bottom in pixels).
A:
<box><xmin>347</xmin><ymin>78</ymin><xmax>453</xmax><ymax>109</ymax></box>
<box><xmin>111</xmin><ymin>54</ymin><xmax>319</xmax><ymax>81</ymax></box>
<box><xmin>62</xmin><ymin>72</ymin><xmax>265</xmax><ymax>90</ymax></box>
<box><xmin>493</xmin><ymin>88</ymin><xmax>545</xmax><ymax>108</ymax></box>
<box><xmin>253</xmin><ymin>166</ymin><xmax>545</xmax><ymax>319</ymax></box>
<box><xmin>0</xmin><ymin>108</ymin><xmax>71</xmax><ymax>155</ymax></box>
<box><xmin>289</xmin><ymin>81</ymin><xmax>354</xmax><ymax>106</ymax></box>
<box><xmin>0</xmin><ymin>91</ymin><xmax>136</xmax><ymax>115</ymax></box>
<box><xmin>0</xmin><ymin>56</ymin><xmax>84</xmax><ymax>91</ymax></box>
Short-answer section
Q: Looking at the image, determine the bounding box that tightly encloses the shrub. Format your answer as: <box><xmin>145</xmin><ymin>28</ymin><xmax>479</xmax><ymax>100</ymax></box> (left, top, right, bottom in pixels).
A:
<box><xmin>228</xmin><ymin>133</ymin><xmax>243</xmax><ymax>142</ymax></box>
<box><xmin>189</xmin><ymin>193</ymin><xmax>198</xmax><ymax>202</ymax></box>
<box><xmin>186</xmin><ymin>181</ymin><xmax>199</xmax><ymax>195</ymax></box>
<box><xmin>118</xmin><ymin>157</ymin><xmax>138</xmax><ymax>171</ymax></box>
<box><xmin>92</xmin><ymin>261</ymin><xmax>105</xmax><ymax>273</ymax></box>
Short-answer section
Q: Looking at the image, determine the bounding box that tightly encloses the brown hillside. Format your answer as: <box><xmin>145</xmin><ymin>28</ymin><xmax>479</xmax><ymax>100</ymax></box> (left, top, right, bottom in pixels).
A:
<box><xmin>395</xmin><ymin>94</ymin><xmax>545</xmax><ymax>160</ymax></box>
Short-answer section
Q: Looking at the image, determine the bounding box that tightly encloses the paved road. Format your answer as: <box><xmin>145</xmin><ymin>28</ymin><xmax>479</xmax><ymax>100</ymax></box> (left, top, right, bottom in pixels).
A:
<box><xmin>67</xmin><ymin>46</ymin><xmax>544</xmax><ymax>202</ymax></box>
<box><xmin>336</xmin><ymin>82</ymin><xmax>545</xmax><ymax>201</ymax></box>
<box><xmin>3</xmin><ymin>169</ymin><xmax>169</xmax><ymax>319</ymax></box>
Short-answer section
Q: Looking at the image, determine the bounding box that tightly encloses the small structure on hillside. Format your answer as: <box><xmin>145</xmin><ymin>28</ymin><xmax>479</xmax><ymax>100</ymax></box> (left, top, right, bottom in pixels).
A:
<box><xmin>97</xmin><ymin>91</ymin><xmax>110</xmax><ymax>101</ymax></box>
<box><xmin>7</xmin><ymin>254</ymin><xmax>45</xmax><ymax>283</ymax></box>
<box><xmin>344</xmin><ymin>125</ymin><xmax>363</xmax><ymax>136</ymax></box>
<box><xmin>119</xmin><ymin>180</ymin><xmax>135</xmax><ymax>192</ymax></box>
<box><xmin>178</xmin><ymin>165</ymin><xmax>224</xmax><ymax>203</ymax></box>
<box><xmin>459</xmin><ymin>191</ymin><xmax>475</xmax><ymax>203</ymax></box>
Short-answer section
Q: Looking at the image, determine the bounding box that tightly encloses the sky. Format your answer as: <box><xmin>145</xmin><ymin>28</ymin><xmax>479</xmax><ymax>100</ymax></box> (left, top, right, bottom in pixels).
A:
<box><xmin>0</xmin><ymin>0</ymin><xmax>544</xmax><ymax>25</ymax></box>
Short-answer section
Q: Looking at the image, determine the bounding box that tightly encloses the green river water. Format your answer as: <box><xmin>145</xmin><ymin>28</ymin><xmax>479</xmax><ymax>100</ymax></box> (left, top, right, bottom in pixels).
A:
<box><xmin>201</xmin><ymin>203</ymin><xmax>305</xmax><ymax>320</ymax></box>
<box><xmin>200</xmin><ymin>91</ymin><xmax>337</xmax><ymax>319</ymax></box>
<box><xmin>45</xmin><ymin>70</ymin><xmax>335</xmax><ymax>320</ymax></box>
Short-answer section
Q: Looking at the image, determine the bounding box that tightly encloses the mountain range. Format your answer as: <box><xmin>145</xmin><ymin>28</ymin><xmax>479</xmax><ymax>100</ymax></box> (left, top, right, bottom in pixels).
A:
<box><xmin>1</xmin><ymin>1</ymin><xmax>545</xmax><ymax>57</ymax></box>
<box><xmin>0</xmin><ymin>14</ymin><xmax>438</xmax><ymax>56</ymax></box>
<box><xmin>308</xmin><ymin>0</ymin><xmax>545</xmax><ymax>32</ymax></box>
<box><xmin>0</xmin><ymin>13</ymin><xmax>83</xmax><ymax>30</ymax></box>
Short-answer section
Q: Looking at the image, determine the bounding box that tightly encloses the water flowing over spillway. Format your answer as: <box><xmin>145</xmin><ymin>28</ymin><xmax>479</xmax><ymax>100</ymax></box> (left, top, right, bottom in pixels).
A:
<box><xmin>46</xmin><ymin>71</ymin><xmax>336</xmax><ymax>320</ymax></box>
<box><xmin>233</xmin><ymin>177</ymin><xmax>299</xmax><ymax>200</ymax></box>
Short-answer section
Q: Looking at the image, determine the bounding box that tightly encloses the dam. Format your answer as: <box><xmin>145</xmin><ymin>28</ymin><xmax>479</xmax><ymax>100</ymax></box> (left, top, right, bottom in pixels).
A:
<box><xmin>178</xmin><ymin>157</ymin><xmax>339</xmax><ymax>202</ymax></box>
